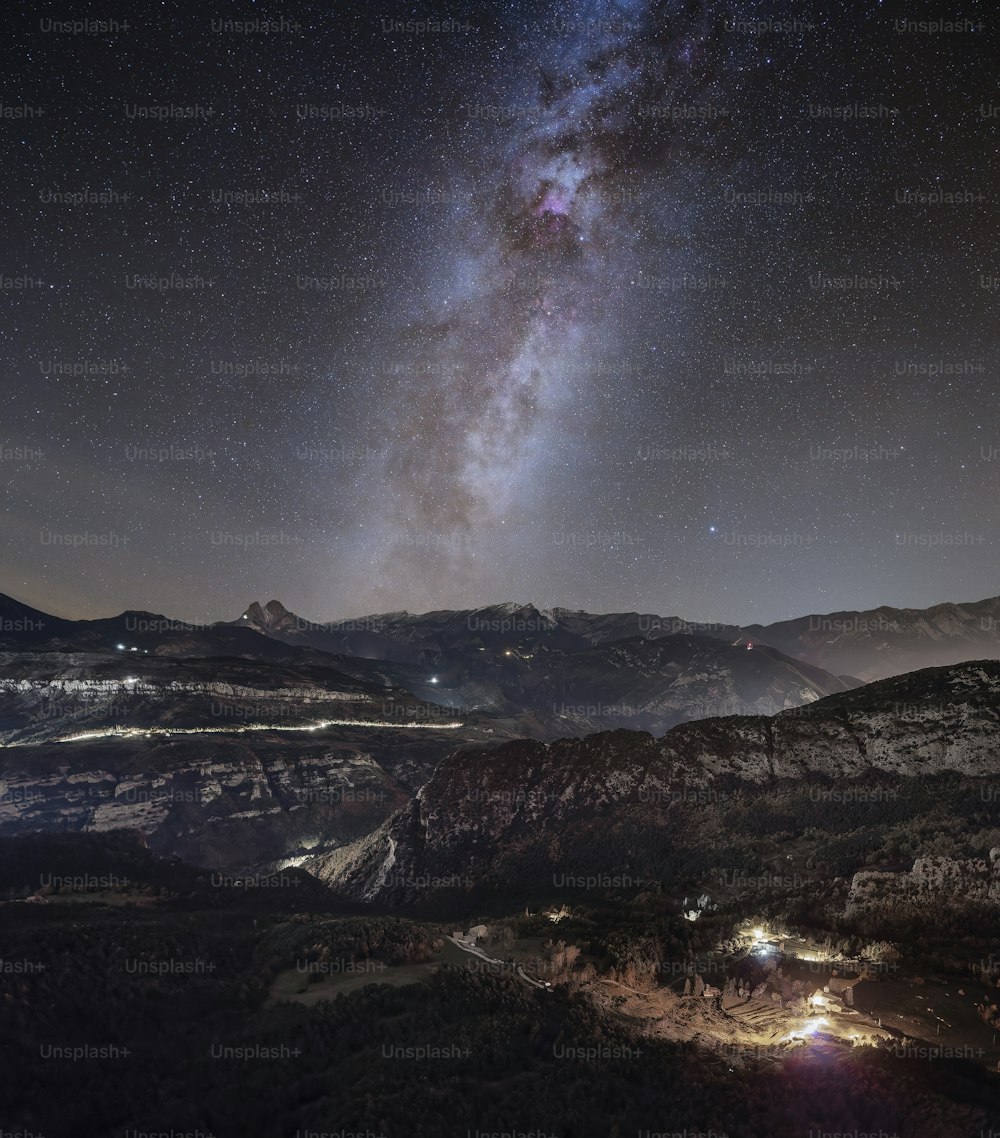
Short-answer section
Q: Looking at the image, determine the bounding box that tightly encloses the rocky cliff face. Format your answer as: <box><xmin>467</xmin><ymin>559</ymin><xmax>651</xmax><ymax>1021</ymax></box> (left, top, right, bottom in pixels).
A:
<box><xmin>846</xmin><ymin>854</ymin><xmax>1000</xmax><ymax>915</ymax></box>
<box><xmin>311</xmin><ymin>661</ymin><xmax>1000</xmax><ymax>903</ymax></box>
<box><xmin>0</xmin><ymin>732</ymin><xmax>416</xmax><ymax>869</ymax></box>
<box><xmin>237</xmin><ymin>599</ymin><xmax>302</xmax><ymax>635</ymax></box>
<box><xmin>0</xmin><ymin>650</ymin><xmax>480</xmax><ymax>870</ymax></box>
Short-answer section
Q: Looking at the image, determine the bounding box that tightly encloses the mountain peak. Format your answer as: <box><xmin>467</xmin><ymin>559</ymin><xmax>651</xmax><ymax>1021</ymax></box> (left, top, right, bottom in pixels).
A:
<box><xmin>238</xmin><ymin>599</ymin><xmax>294</xmax><ymax>630</ymax></box>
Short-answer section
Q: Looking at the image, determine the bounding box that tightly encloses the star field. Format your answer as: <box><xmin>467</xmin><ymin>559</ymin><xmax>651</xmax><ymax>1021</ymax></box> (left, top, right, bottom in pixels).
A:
<box><xmin>1</xmin><ymin>0</ymin><xmax>997</xmax><ymax>624</ymax></box>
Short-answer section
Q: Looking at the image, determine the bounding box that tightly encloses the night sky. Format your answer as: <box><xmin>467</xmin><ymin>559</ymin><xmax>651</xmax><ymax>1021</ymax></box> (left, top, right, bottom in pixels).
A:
<box><xmin>2</xmin><ymin>1</ymin><xmax>996</xmax><ymax>626</ymax></box>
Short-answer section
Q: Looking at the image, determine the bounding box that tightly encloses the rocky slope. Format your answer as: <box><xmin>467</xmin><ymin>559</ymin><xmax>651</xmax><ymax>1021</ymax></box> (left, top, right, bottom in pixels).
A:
<box><xmin>310</xmin><ymin>661</ymin><xmax>1000</xmax><ymax>904</ymax></box>
<box><xmin>845</xmin><ymin>853</ymin><xmax>1000</xmax><ymax>916</ymax></box>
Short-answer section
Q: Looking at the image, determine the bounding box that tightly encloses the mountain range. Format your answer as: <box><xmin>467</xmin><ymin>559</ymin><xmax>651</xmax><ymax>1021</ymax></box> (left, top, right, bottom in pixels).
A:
<box><xmin>7</xmin><ymin>589</ymin><xmax>1000</xmax><ymax>684</ymax></box>
<box><xmin>3</xmin><ymin>589</ymin><xmax>1000</xmax><ymax>885</ymax></box>
<box><xmin>230</xmin><ymin>594</ymin><xmax>1000</xmax><ymax>682</ymax></box>
<box><xmin>6</xmin><ymin>590</ymin><xmax>1000</xmax><ymax>740</ymax></box>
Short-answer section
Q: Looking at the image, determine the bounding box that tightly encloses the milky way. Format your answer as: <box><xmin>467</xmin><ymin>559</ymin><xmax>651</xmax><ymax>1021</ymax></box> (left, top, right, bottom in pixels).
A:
<box><xmin>2</xmin><ymin>0</ymin><xmax>997</xmax><ymax>624</ymax></box>
<box><xmin>345</xmin><ymin>0</ymin><xmax>735</xmax><ymax>609</ymax></box>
